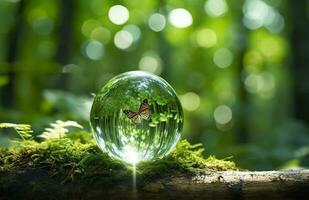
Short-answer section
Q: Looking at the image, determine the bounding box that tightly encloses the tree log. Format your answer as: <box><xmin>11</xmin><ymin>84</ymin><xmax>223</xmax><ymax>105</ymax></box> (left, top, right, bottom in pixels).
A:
<box><xmin>1</xmin><ymin>170</ymin><xmax>308</xmax><ymax>199</ymax></box>
<box><xmin>141</xmin><ymin>170</ymin><xmax>309</xmax><ymax>200</ymax></box>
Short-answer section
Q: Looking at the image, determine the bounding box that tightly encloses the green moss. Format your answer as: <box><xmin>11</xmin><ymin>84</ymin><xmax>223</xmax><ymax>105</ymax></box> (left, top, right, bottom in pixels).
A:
<box><xmin>137</xmin><ymin>140</ymin><xmax>237</xmax><ymax>180</ymax></box>
<box><xmin>0</xmin><ymin>135</ymin><xmax>238</xmax><ymax>186</ymax></box>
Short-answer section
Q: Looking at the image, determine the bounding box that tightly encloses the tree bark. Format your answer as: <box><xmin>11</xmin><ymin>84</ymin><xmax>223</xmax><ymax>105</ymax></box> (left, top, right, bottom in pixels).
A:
<box><xmin>1</xmin><ymin>170</ymin><xmax>308</xmax><ymax>200</ymax></box>
<box><xmin>141</xmin><ymin>170</ymin><xmax>309</xmax><ymax>200</ymax></box>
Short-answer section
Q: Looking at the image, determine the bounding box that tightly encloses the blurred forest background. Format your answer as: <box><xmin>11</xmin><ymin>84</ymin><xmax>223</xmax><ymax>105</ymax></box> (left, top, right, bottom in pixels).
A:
<box><xmin>0</xmin><ymin>0</ymin><xmax>308</xmax><ymax>170</ymax></box>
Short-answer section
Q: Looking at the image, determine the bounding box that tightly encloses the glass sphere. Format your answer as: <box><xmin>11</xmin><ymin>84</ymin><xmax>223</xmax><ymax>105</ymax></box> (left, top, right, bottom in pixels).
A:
<box><xmin>90</xmin><ymin>71</ymin><xmax>183</xmax><ymax>164</ymax></box>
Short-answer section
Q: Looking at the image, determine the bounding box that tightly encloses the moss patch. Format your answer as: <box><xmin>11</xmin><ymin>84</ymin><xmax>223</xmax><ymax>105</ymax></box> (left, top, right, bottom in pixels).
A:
<box><xmin>0</xmin><ymin>135</ymin><xmax>237</xmax><ymax>187</ymax></box>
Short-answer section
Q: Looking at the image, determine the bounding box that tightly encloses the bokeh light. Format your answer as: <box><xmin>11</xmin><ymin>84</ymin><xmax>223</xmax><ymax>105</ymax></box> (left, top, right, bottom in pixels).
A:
<box><xmin>139</xmin><ymin>52</ymin><xmax>162</xmax><ymax>75</ymax></box>
<box><xmin>214</xmin><ymin>105</ymin><xmax>232</xmax><ymax>125</ymax></box>
<box><xmin>195</xmin><ymin>28</ymin><xmax>217</xmax><ymax>48</ymax></box>
<box><xmin>84</xmin><ymin>40</ymin><xmax>105</xmax><ymax>60</ymax></box>
<box><xmin>62</xmin><ymin>64</ymin><xmax>78</xmax><ymax>73</ymax></box>
<box><xmin>123</xmin><ymin>24</ymin><xmax>141</xmax><ymax>42</ymax></box>
<box><xmin>168</xmin><ymin>8</ymin><xmax>193</xmax><ymax>28</ymax></box>
<box><xmin>243</xmin><ymin>0</ymin><xmax>284</xmax><ymax>32</ymax></box>
<box><xmin>114</xmin><ymin>30</ymin><xmax>133</xmax><ymax>49</ymax></box>
<box><xmin>81</xmin><ymin>19</ymin><xmax>101</xmax><ymax>37</ymax></box>
<box><xmin>204</xmin><ymin>0</ymin><xmax>228</xmax><ymax>18</ymax></box>
<box><xmin>180</xmin><ymin>92</ymin><xmax>200</xmax><ymax>111</ymax></box>
<box><xmin>108</xmin><ymin>5</ymin><xmax>129</xmax><ymax>25</ymax></box>
<box><xmin>244</xmin><ymin>72</ymin><xmax>275</xmax><ymax>96</ymax></box>
<box><xmin>213</xmin><ymin>48</ymin><xmax>233</xmax><ymax>68</ymax></box>
<box><xmin>90</xmin><ymin>27</ymin><xmax>111</xmax><ymax>44</ymax></box>
<box><xmin>148</xmin><ymin>13</ymin><xmax>166</xmax><ymax>32</ymax></box>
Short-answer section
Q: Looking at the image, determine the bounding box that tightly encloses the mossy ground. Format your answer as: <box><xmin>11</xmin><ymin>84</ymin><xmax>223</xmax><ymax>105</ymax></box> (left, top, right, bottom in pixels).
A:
<box><xmin>0</xmin><ymin>131</ymin><xmax>238</xmax><ymax>188</ymax></box>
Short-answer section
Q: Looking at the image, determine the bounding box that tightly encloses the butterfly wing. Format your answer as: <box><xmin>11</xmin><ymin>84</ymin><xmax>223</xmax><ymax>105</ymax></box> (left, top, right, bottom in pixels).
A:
<box><xmin>123</xmin><ymin>110</ymin><xmax>141</xmax><ymax>124</ymax></box>
<box><xmin>139</xmin><ymin>99</ymin><xmax>151</xmax><ymax>120</ymax></box>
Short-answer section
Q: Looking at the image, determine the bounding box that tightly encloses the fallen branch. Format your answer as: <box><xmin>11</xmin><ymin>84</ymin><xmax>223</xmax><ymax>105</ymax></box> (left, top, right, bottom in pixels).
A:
<box><xmin>142</xmin><ymin>170</ymin><xmax>309</xmax><ymax>199</ymax></box>
<box><xmin>0</xmin><ymin>169</ymin><xmax>308</xmax><ymax>199</ymax></box>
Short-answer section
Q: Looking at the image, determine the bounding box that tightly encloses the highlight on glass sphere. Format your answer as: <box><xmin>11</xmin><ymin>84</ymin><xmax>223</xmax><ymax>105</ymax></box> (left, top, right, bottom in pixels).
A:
<box><xmin>90</xmin><ymin>71</ymin><xmax>183</xmax><ymax>164</ymax></box>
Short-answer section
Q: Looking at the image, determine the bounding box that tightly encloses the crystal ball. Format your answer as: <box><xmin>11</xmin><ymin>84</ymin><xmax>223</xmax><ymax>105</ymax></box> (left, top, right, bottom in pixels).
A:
<box><xmin>90</xmin><ymin>71</ymin><xmax>183</xmax><ymax>164</ymax></box>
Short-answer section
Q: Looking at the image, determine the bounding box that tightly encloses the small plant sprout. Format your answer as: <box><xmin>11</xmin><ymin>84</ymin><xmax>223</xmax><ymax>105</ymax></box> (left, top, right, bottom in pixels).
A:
<box><xmin>39</xmin><ymin>120</ymin><xmax>83</xmax><ymax>140</ymax></box>
<box><xmin>0</xmin><ymin>123</ymin><xmax>33</xmax><ymax>140</ymax></box>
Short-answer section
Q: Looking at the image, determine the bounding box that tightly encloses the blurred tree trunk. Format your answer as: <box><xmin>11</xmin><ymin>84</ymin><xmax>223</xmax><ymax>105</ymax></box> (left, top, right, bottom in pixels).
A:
<box><xmin>236</xmin><ymin>46</ymin><xmax>249</xmax><ymax>143</ymax></box>
<box><xmin>290</xmin><ymin>0</ymin><xmax>309</xmax><ymax>123</ymax></box>
<box><xmin>1</xmin><ymin>0</ymin><xmax>25</xmax><ymax>108</ymax></box>
<box><xmin>157</xmin><ymin>0</ymin><xmax>170</xmax><ymax>81</ymax></box>
<box><xmin>235</xmin><ymin>11</ymin><xmax>249</xmax><ymax>144</ymax></box>
<box><xmin>54</xmin><ymin>0</ymin><xmax>74</xmax><ymax>89</ymax></box>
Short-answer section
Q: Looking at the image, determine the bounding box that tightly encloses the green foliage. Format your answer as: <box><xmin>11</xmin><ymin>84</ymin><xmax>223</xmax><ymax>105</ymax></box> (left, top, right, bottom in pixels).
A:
<box><xmin>38</xmin><ymin>120</ymin><xmax>83</xmax><ymax>140</ymax></box>
<box><xmin>0</xmin><ymin>123</ymin><xmax>33</xmax><ymax>140</ymax></box>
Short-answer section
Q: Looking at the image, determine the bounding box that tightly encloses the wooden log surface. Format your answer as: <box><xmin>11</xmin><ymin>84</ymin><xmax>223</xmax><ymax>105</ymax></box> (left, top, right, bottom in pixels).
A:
<box><xmin>140</xmin><ymin>170</ymin><xmax>309</xmax><ymax>200</ymax></box>
<box><xmin>1</xmin><ymin>169</ymin><xmax>308</xmax><ymax>200</ymax></box>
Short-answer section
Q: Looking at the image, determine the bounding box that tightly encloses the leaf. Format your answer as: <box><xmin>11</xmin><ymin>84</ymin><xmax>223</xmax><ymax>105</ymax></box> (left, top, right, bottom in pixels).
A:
<box><xmin>0</xmin><ymin>123</ymin><xmax>33</xmax><ymax>140</ymax></box>
<box><xmin>38</xmin><ymin>120</ymin><xmax>83</xmax><ymax>140</ymax></box>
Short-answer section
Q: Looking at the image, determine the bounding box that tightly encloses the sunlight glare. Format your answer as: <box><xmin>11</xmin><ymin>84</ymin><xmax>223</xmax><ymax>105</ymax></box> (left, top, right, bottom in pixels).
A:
<box><xmin>123</xmin><ymin>145</ymin><xmax>140</xmax><ymax>164</ymax></box>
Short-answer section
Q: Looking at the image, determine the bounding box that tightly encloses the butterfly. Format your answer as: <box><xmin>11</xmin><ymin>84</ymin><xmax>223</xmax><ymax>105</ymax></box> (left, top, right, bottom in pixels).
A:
<box><xmin>123</xmin><ymin>99</ymin><xmax>151</xmax><ymax>124</ymax></box>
